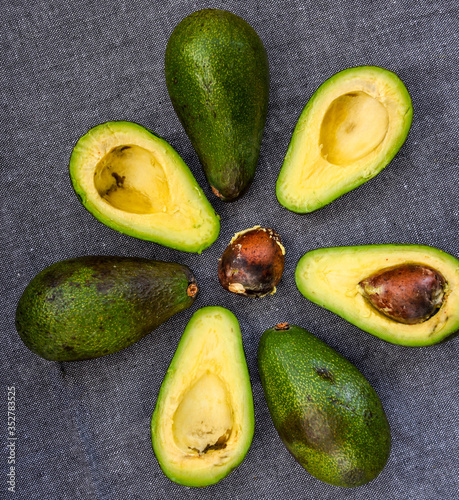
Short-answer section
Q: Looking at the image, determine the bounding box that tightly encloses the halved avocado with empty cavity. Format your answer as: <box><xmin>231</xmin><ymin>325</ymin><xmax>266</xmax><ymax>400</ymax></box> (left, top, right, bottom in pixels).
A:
<box><xmin>151</xmin><ymin>306</ymin><xmax>254</xmax><ymax>487</ymax></box>
<box><xmin>276</xmin><ymin>66</ymin><xmax>413</xmax><ymax>213</ymax></box>
<box><xmin>295</xmin><ymin>245</ymin><xmax>459</xmax><ymax>346</ymax></box>
<box><xmin>69</xmin><ymin>121</ymin><xmax>220</xmax><ymax>253</ymax></box>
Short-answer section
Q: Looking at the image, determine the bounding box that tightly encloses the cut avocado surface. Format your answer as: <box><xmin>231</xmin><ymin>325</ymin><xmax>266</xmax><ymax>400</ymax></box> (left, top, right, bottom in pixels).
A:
<box><xmin>151</xmin><ymin>306</ymin><xmax>254</xmax><ymax>487</ymax></box>
<box><xmin>69</xmin><ymin>121</ymin><xmax>220</xmax><ymax>253</ymax></box>
<box><xmin>295</xmin><ymin>245</ymin><xmax>459</xmax><ymax>346</ymax></box>
<box><xmin>277</xmin><ymin>66</ymin><xmax>413</xmax><ymax>213</ymax></box>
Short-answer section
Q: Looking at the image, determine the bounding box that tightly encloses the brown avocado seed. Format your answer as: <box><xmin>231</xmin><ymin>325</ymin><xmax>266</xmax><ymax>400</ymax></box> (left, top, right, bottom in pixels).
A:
<box><xmin>358</xmin><ymin>263</ymin><xmax>447</xmax><ymax>324</ymax></box>
<box><xmin>218</xmin><ymin>226</ymin><xmax>285</xmax><ymax>297</ymax></box>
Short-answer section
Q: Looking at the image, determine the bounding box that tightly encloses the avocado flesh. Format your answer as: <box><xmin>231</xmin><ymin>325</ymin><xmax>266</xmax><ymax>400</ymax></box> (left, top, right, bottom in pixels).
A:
<box><xmin>295</xmin><ymin>245</ymin><xmax>459</xmax><ymax>346</ymax></box>
<box><xmin>258</xmin><ymin>324</ymin><xmax>391</xmax><ymax>487</ymax></box>
<box><xmin>15</xmin><ymin>256</ymin><xmax>197</xmax><ymax>361</ymax></box>
<box><xmin>151</xmin><ymin>306</ymin><xmax>254</xmax><ymax>487</ymax></box>
<box><xmin>165</xmin><ymin>9</ymin><xmax>269</xmax><ymax>201</ymax></box>
<box><xmin>70</xmin><ymin>121</ymin><xmax>220</xmax><ymax>253</ymax></box>
<box><xmin>276</xmin><ymin>66</ymin><xmax>412</xmax><ymax>213</ymax></box>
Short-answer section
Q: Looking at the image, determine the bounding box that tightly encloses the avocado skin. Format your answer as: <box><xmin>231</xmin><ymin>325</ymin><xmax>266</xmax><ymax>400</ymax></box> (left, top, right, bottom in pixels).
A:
<box><xmin>258</xmin><ymin>324</ymin><xmax>391</xmax><ymax>487</ymax></box>
<box><xmin>15</xmin><ymin>256</ymin><xmax>197</xmax><ymax>361</ymax></box>
<box><xmin>165</xmin><ymin>9</ymin><xmax>269</xmax><ymax>201</ymax></box>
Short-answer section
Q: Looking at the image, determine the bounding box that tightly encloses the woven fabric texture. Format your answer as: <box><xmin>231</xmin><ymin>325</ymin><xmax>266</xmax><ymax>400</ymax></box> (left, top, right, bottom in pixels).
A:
<box><xmin>1</xmin><ymin>1</ymin><xmax>458</xmax><ymax>499</ymax></box>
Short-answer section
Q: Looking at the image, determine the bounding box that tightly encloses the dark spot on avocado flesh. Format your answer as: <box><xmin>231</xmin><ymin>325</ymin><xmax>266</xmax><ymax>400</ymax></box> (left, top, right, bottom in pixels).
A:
<box><xmin>119</xmin><ymin>146</ymin><xmax>131</xmax><ymax>152</ymax></box>
<box><xmin>111</xmin><ymin>172</ymin><xmax>125</xmax><ymax>188</ymax></box>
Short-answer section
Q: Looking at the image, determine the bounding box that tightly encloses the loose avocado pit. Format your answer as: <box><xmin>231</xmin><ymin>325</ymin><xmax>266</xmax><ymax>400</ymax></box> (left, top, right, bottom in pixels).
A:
<box><xmin>69</xmin><ymin>121</ymin><xmax>220</xmax><ymax>253</ymax></box>
<box><xmin>94</xmin><ymin>144</ymin><xmax>170</xmax><ymax>215</ymax></box>
<box><xmin>358</xmin><ymin>263</ymin><xmax>447</xmax><ymax>325</ymax></box>
<box><xmin>218</xmin><ymin>226</ymin><xmax>285</xmax><ymax>297</ymax></box>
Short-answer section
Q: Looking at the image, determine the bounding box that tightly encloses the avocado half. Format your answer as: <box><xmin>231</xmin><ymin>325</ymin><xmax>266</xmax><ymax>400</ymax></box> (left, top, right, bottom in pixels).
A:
<box><xmin>295</xmin><ymin>245</ymin><xmax>459</xmax><ymax>346</ymax></box>
<box><xmin>276</xmin><ymin>66</ymin><xmax>413</xmax><ymax>213</ymax></box>
<box><xmin>69</xmin><ymin>121</ymin><xmax>220</xmax><ymax>253</ymax></box>
<box><xmin>151</xmin><ymin>306</ymin><xmax>254</xmax><ymax>487</ymax></box>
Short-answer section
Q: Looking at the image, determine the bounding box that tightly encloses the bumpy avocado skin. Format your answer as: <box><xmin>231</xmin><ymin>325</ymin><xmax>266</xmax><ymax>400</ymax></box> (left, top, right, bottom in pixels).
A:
<box><xmin>258</xmin><ymin>324</ymin><xmax>391</xmax><ymax>487</ymax></box>
<box><xmin>165</xmin><ymin>9</ymin><xmax>269</xmax><ymax>201</ymax></box>
<box><xmin>15</xmin><ymin>256</ymin><xmax>197</xmax><ymax>361</ymax></box>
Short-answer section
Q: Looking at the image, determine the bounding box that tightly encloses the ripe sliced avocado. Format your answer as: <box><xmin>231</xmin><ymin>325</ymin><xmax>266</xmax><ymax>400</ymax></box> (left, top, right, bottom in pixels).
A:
<box><xmin>295</xmin><ymin>245</ymin><xmax>459</xmax><ymax>346</ymax></box>
<box><xmin>258</xmin><ymin>323</ymin><xmax>391</xmax><ymax>487</ymax></box>
<box><xmin>151</xmin><ymin>306</ymin><xmax>254</xmax><ymax>487</ymax></box>
<box><xmin>276</xmin><ymin>66</ymin><xmax>413</xmax><ymax>212</ymax></box>
<box><xmin>69</xmin><ymin>121</ymin><xmax>220</xmax><ymax>253</ymax></box>
<box><xmin>15</xmin><ymin>256</ymin><xmax>198</xmax><ymax>361</ymax></box>
<box><xmin>165</xmin><ymin>9</ymin><xmax>269</xmax><ymax>201</ymax></box>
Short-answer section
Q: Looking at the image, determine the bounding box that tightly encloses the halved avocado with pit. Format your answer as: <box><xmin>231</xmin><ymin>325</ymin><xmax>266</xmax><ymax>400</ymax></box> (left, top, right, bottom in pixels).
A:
<box><xmin>69</xmin><ymin>121</ymin><xmax>220</xmax><ymax>253</ymax></box>
<box><xmin>295</xmin><ymin>245</ymin><xmax>459</xmax><ymax>346</ymax></box>
<box><xmin>151</xmin><ymin>306</ymin><xmax>254</xmax><ymax>487</ymax></box>
<box><xmin>276</xmin><ymin>66</ymin><xmax>413</xmax><ymax>213</ymax></box>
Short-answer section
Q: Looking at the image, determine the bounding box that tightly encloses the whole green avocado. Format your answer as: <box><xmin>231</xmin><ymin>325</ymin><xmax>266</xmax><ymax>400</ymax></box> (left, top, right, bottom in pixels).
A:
<box><xmin>15</xmin><ymin>256</ymin><xmax>198</xmax><ymax>361</ymax></box>
<box><xmin>165</xmin><ymin>9</ymin><xmax>269</xmax><ymax>201</ymax></box>
<box><xmin>258</xmin><ymin>323</ymin><xmax>391</xmax><ymax>487</ymax></box>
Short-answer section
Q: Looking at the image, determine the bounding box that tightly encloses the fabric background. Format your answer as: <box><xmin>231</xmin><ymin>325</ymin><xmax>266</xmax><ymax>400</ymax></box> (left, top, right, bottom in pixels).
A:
<box><xmin>1</xmin><ymin>0</ymin><xmax>458</xmax><ymax>499</ymax></box>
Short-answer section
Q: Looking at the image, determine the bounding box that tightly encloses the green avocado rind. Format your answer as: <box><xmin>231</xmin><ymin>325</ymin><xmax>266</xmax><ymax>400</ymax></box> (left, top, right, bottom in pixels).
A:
<box><xmin>151</xmin><ymin>306</ymin><xmax>254</xmax><ymax>487</ymax></box>
<box><xmin>295</xmin><ymin>244</ymin><xmax>459</xmax><ymax>346</ymax></box>
<box><xmin>258</xmin><ymin>324</ymin><xmax>391</xmax><ymax>487</ymax></box>
<box><xmin>15</xmin><ymin>256</ymin><xmax>197</xmax><ymax>361</ymax></box>
<box><xmin>69</xmin><ymin>121</ymin><xmax>220</xmax><ymax>254</ymax></box>
<box><xmin>276</xmin><ymin>66</ymin><xmax>413</xmax><ymax>213</ymax></box>
<box><xmin>165</xmin><ymin>9</ymin><xmax>269</xmax><ymax>201</ymax></box>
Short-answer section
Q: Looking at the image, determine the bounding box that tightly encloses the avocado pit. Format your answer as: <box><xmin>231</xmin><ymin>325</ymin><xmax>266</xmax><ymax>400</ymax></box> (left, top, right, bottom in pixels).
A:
<box><xmin>358</xmin><ymin>263</ymin><xmax>447</xmax><ymax>325</ymax></box>
<box><xmin>218</xmin><ymin>226</ymin><xmax>285</xmax><ymax>297</ymax></box>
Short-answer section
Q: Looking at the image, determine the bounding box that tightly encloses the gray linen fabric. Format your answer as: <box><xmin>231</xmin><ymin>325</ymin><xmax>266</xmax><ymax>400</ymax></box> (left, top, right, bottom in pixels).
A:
<box><xmin>1</xmin><ymin>0</ymin><xmax>458</xmax><ymax>499</ymax></box>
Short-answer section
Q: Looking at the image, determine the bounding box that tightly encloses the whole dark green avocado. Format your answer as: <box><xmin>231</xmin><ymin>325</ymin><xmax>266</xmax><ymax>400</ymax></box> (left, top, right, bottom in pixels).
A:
<box><xmin>15</xmin><ymin>256</ymin><xmax>198</xmax><ymax>361</ymax></box>
<box><xmin>165</xmin><ymin>9</ymin><xmax>269</xmax><ymax>201</ymax></box>
<box><xmin>258</xmin><ymin>323</ymin><xmax>391</xmax><ymax>487</ymax></box>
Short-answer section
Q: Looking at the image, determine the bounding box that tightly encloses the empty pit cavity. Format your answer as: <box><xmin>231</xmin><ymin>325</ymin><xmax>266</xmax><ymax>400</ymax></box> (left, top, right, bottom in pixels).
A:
<box><xmin>94</xmin><ymin>145</ymin><xmax>170</xmax><ymax>214</ymax></box>
<box><xmin>172</xmin><ymin>372</ymin><xmax>233</xmax><ymax>455</ymax></box>
<box><xmin>319</xmin><ymin>91</ymin><xmax>389</xmax><ymax>166</ymax></box>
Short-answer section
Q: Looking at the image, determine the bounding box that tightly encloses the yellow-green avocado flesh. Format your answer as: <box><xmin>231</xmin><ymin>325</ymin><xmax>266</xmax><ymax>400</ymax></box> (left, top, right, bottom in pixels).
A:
<box><xmin>276</xmin><ymin>66</ymin><xmax>413</xmax><ymax>213</ymax></box>
<box><xmin>295</xmin><ymin>245</ymin><xmax>459</xmax><ymax>346</ymax></box>
<box><xmin>69</xmin><ymin>121</ymin><xmax>220</xmax><ymax>253</ymax></box>
<box><xmin>151</xmin><ymin>306</ymin><xmax>254</xmax><ymax>487</ymax></box>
